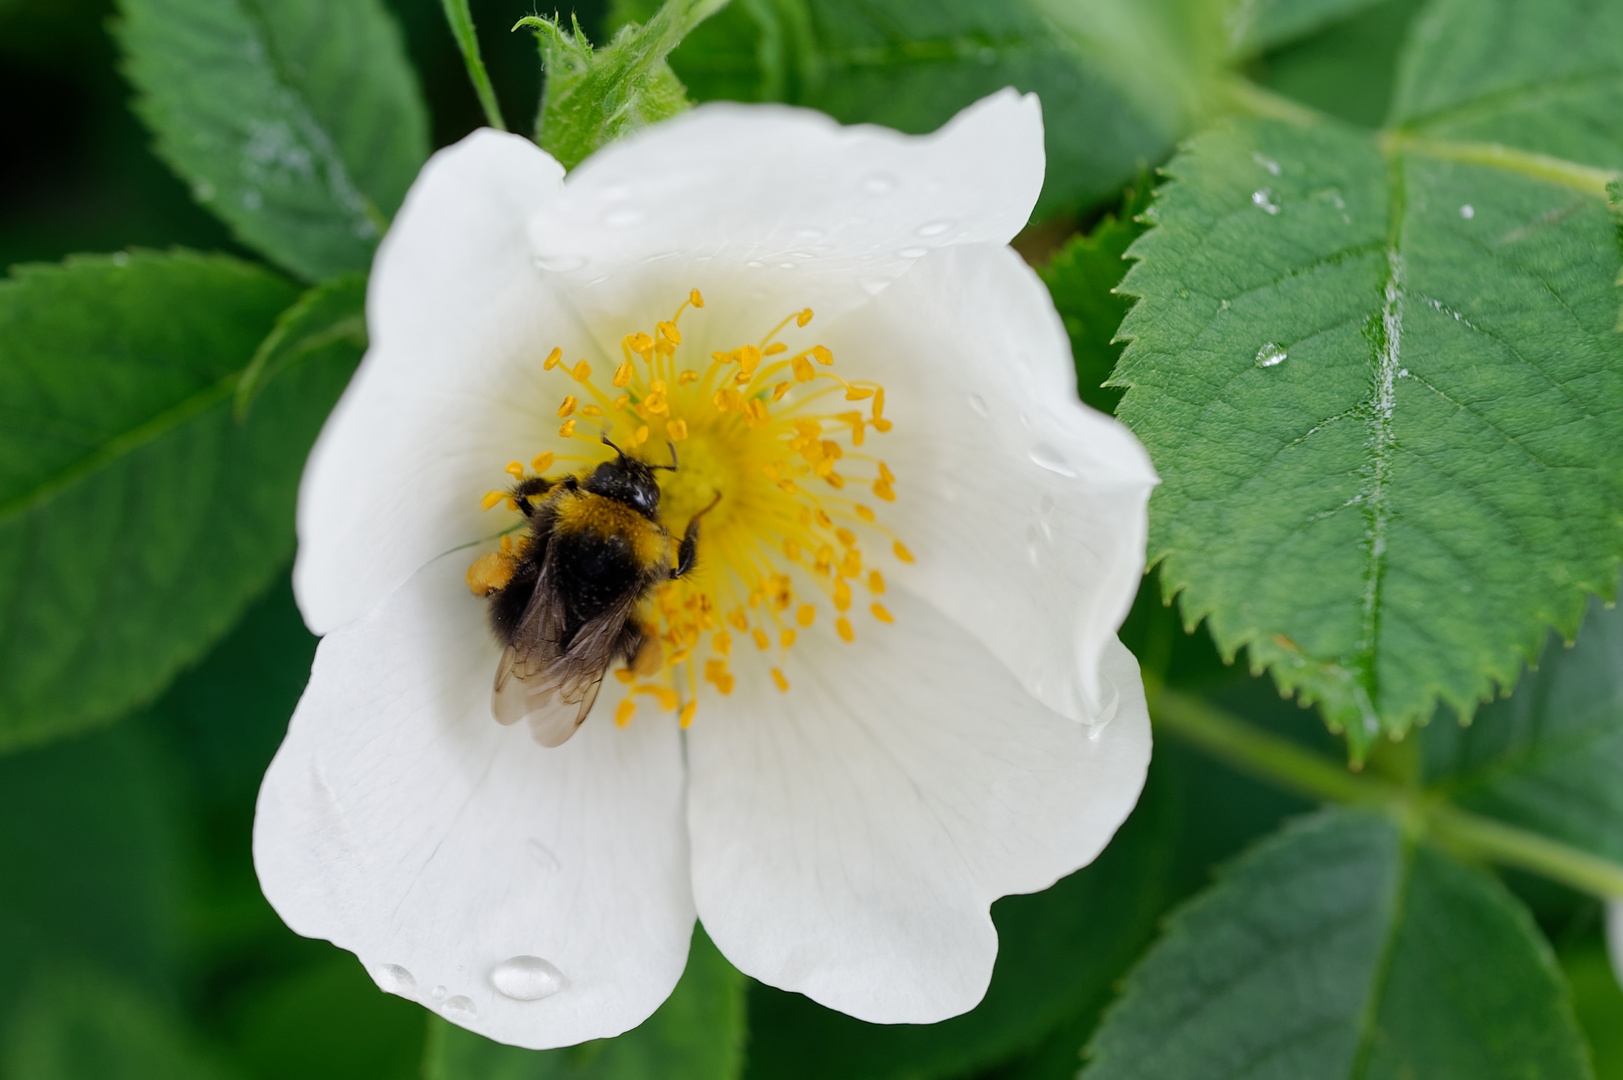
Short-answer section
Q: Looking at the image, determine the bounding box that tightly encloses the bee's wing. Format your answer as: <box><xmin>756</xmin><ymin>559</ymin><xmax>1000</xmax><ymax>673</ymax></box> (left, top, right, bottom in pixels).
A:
<box><xmin>491</xmin><ymin>552</ymin><xmax>640</xmax><ymax>747</ymax></box>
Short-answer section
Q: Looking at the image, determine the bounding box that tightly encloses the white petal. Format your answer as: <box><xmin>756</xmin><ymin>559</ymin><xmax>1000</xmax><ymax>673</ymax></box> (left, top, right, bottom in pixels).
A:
<box><xmin>685</xmin><ymin>590</ymin><xmax>1151</xmax><ymax>1023</ymax></box>
<box><xmin>820</xmin><ymin>242</ymin><xmax>1157</xmax><ymax>720</ymax></box>
<box><xmin>254</xmin><ymin>554</ymin><xmax>693</xmax><ymax>1049</ymax></box>
<box><xmin>294</xmin><ymin>130</ymin><xmax>572</xmax><ymax>634</ymax></box>
<box><xmin>524</xmin><ymin>90</ymin><xmax>1045</xmax><ymax>338</ymax></box>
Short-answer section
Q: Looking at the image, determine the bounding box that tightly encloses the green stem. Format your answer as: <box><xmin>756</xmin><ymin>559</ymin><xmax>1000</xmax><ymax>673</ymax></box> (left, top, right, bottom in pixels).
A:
<box><xmin>1380</xmin><ymin>132</ymin><xmax>1616</xmax><ymax>196</ymax></box>
<box><xmin>1150</xmin><ymin>685</ymin><xmax>1623</xmax><ymax>898</ymax></box>
<box><xmin>440</xmin><ymin>0</ymin><xmax>507</xmax><ymax>131</ymax></box>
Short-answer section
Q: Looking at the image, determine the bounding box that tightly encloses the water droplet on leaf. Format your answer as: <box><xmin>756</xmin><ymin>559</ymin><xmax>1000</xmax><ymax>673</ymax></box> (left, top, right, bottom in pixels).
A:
<box><xmin>1255</xmin><ymin>342</ymin><xmax>1287</xmax><ymax>368</ymax></box>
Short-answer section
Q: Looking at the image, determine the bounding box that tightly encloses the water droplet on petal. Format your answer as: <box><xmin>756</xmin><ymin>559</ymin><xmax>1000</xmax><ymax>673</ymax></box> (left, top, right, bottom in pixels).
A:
<box><xmin>746</xmin><ymin>260</ymin><xmax>766</xmax><ymax>269</ymax></box>
<box><xmin>897</xmin><ymin>246</ymin><xmax>928</xmax><ymax>259</ymax></box>
<box><xmin>1029</xmin><ymin>444</ymin><xmax>1078</xmax><ymax>478</ymax></box>
<box><xmin>373</xmin><ymin>964</ymin><xmax>416</xmax><ymax>994</ymax></box>
<box><xmin>535</xmin><ymin>253</ymin><xmax>585</xmax><ymax>272</ymax></box>
<box><xmin>492</xmin><ymin>955</ymin><xmax>570</xmax><ymax>1001</ymax></box>
<box><xmin>859</xmin><ymin>277</ymin><xmax>890</xmax><ymax>296</ymax></box>
<box><xmin>863</xmin><ymin>173</ymin><xmax>897</xmax><ymax>194</ymax></box>
<box><xmin>430</xmin><ymin>985</ymin><xmax>448</xmax><ymax>1001</ymax></box>
<box><xmin>1255</xmin><ymin>342</ymin><xmax>1287</xmax><ymax>368</ymax></box>
<box><xmin>1459</xmin><ymin>204</ymin><xmax>1475</xmax><ymax>219</ymax></box>
<box><xmin>1252</xmin><ymin>189</ymin><xmax>1280</xmax><ymax>215</ymax></box>
<box><xmin>967</xmin><ymin>393</ymin><xmax>989</xmax><ymax>417</ymax></box>
<box><xmin>917</xmin><ymin>219</ymin><xmax>952</xmax><ymax>237</ymax></box>
<box><xmin>444</xmin><ymin>995</ymin><xmax>478</xmax><ymax>1018</ymax></box>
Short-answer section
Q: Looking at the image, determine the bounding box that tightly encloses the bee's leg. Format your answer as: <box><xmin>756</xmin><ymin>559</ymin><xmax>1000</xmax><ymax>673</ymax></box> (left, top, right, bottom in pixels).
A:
<box><xmin>672</xmin><ymin>492</ymin><xmax>722</xmax><ymax>580</ymax></box>
<box><xmin>619</xmin><ymin>622</ymin><xmax>663</xmax><ymax>677</ymax></box>
<box><xmin>511</xmin><ymin>475</ymin><xmax>557</xmax><ymax>516</ymax></box>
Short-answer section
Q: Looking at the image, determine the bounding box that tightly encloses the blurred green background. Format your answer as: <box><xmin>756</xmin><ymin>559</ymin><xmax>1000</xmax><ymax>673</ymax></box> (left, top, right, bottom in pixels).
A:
<box><xmin>3</xmin><ymin>0</ymin><xmax>1622</xmax><ymax>1076</ymax></box>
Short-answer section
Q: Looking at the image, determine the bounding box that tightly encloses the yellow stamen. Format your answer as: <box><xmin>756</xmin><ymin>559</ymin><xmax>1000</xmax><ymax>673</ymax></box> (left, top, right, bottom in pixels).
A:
<box><xmin>532</xmin><ymin>452</ymin><xmax>555</xmax><ymax>473</ymax></box>
<box><xmin>771</xmin><ymin>668</ymin><xmax>789</xmax><ymax>692</ymax></box>
<box><xmin>558</xmin><ymin>396</ymin><xmax>578</xmax><ymax>418</ymax></box>
<box><xmin>871</xmin><ymin>603</ymin><xmax>894</xmax><ymax>624</ymax></box>
<box><xmin>836</xmin><ymin>618</ymin><xmax>854</xmax><ymax>643</ymax></box>
<box><xmin>481</xmin><ymin>490</ymin><xmax>507</xmax><ymax>510</ymax></box>
<box><xmin>615</xmin><ymin>699</ymin><xmax>636</xmax><ymax>727</ymax></box>
<box><xmin>544</xmin><ymin>347</ymin><xmax>563</xmax><ymax>370</ymax></box>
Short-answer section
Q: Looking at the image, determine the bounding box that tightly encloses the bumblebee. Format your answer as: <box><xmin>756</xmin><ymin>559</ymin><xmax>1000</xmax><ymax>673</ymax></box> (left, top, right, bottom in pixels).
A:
<box><xmin>470</xmin><ymin>437</ymin><xmax>718</xmax><ymax>747</ymax></box>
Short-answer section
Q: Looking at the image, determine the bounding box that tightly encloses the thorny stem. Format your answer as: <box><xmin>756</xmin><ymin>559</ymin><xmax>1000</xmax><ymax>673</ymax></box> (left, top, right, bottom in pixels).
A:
<box><xmin>1149</xmin><ymin>683</ymin><xmax>1623</xmax><ymax>899</ymax></box>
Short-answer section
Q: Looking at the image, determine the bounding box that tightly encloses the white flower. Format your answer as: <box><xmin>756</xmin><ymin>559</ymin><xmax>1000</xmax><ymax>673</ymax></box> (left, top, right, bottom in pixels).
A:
<box><xmin>253</xmin><ymin>90</ymin><xmax>1158</xmax><ymax>1050</ymax></box>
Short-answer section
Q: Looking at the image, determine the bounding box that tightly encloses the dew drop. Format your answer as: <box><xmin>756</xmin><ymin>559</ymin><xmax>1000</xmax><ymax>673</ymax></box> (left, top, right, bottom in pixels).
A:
<box><xmin>859</xmin><ymin>277</ymin><xmax>890</xmax><ymax>296</ymax></box>
<box><xmin>1459</xmin><ymin>204</ymin><xmax>1475</xmax><ymax>219</ymax></box>
<box><xmin>863</xmin><ymin>172</ymin><xmax>897</xmax><ymax>194</ymax></box>
<box><xmin>897</xmin><ymin>246</ymin><xmax>929</xmax><ymax>259</ymax></box>
<box><xmin>917</xmin><ymin>219</ymin><xmax>952</xmax><ymax>237</ymax></box>
<box><xmin>603</xmin><ymin>206</ymin><xmax>642</xmax><ymax>228</ymax></box>
<box><xmin>1029</xmin><ymin>444</ymin><xmax>1078</xmax><ymax>478</ymax></box>
<box><xmin>535</xmin><ymin>253</ymin><xmax>585</xmax><ymax>272</ymax></box>
<box><xmin>373</xmin><ymin>964</ymin><xmax>416</xmax><ymax>994</ymax></box>
<box><xmin>444</xmin><ymin>995</ymin><xmax>478</xmax><ymax>1019</ymax></box>
<box><xmin>430</xmin><ymin>985</ymin><xmax>448</xmax><ymax>1001</ymax></box>
<box><xmin>967</xmin><ymin>393</ymin><xmax>990</xmax><ymax>417</ymax></box>
<box><xmin>492</xmin><ymin>955</ymin><xmax>570</xmax><ymax>1001</ymax></box>
<box><xmin>746</xmin><ymin>260</ymin><xmax>766</xmax><ymax>269</ymax></box>
<box><xmin>1254</xmin><ymin>342</ymin><xmax>1287</xmax><ymax>368</ymax></box>
<box><xmin>1251</xmin><ymin>189</ymin><xmax>1280</xmax><ymax>215</ymax></box>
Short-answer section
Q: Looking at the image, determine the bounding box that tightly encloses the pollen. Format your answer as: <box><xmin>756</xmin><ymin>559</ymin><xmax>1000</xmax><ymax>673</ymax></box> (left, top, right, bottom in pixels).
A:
<box><xmin>475</xmin><ymin>286</ymin><xmax>907</xmax><ymax>733</ymax></box>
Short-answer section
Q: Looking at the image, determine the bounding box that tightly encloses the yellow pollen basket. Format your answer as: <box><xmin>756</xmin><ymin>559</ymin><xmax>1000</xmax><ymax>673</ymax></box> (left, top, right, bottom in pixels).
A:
<box><xmin>474</xmin><ymin>288</ymin><xmax>907</xmax><ymax>732</ymax></box>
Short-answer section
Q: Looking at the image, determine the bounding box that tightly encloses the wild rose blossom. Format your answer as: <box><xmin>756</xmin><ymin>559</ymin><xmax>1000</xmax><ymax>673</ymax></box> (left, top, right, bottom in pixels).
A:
<box><xmin>254</xmin><ymin>90</ymin><xmax>1158</xmax><ymax>1049</ymax></box>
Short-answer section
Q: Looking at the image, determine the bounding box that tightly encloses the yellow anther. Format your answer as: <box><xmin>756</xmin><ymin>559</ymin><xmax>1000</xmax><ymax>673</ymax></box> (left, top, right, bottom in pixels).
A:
<box><xmin>873</xmin><ymin>479</ymin><xmax>895</xmax><ymax>501</ymax></box>
<box><xmin>572</xmin><ymin>360</ymin><xmax>592</xmax><ymax>382</ymax></box>
<box><xmin>796</xmin><ymin>604</ymin><xmax>816</xmax><ymax>627</ymax></box>
<box><xmin>505</xmin><ymin>461</ymin><xmax>525</xmax><ymax>478</ymax></box>
<box><xmin>544</xmin><ymin>347</ymin><xmax>563</xmax><ymax>370</ymax></box>
<box><xmin>713</xmin><ymin>387</ymin><xmax>743</xmax><ymax>411</ymax></box>
<box><xmin>678</xmin><ymin>369</ymin><xmax>699</xmax><ymax>384</ymax></box>
<box><xmin>855</xmin><ymin>504</ymin><xmax>875</xmax><ymax>522</ymax></box>
<box><xmin>651</xmin><ymin>686</ymin><xmax>680</xmax><ymax>712</ymax></box>
<box><xmin>879</xmin><ymin>462</ymin><xmax>895</xmax><ymax>483</ymax></box>
<box><xmin>737</xmin><ymin>345</ymin><xmax>762</xmax><ymax>377</ymax></box>
<box><xmin>780</xmin><ymin>539</ymin><xmax>799</xmax><ymax>561</ymax></box>
<box><xmin>658</xmin><ymin>320</ymin><xmax>682</xmax><ymax>345</ymax></box>
<box><xmin>613</xmin><ymin>393</ymin><xmax>630</xmax><ymax>410</ymax></box>
<box><xmin>614</xmin><ymin>668</ymin><xmax>635</xmax><ymax>684</ymax></box>
<box><xmin>613</xmin><ymin>362</ymin><xmax>633</xmax><ymax>387</ymax></box>
<box><xmin>679</xmin><ymin>701</ymin><xmax>697</xmax><ymax>728</ymax></box>
<box><xmin>690</xmin><ymin>288</ymin><xmax>705</xmax><ymax>308</ymax></box>
<box><xmin>797</xmin><ymin>308</ymin><xmax>814</xmax><ymax>327</ymax></box>
<box><xmin>868</xmin><ymin>570</ymin><xmax>885</xmax><ymax>594</ymax></box>
<box><xmin>811</xmin><ymin>345</ymin><xmax>833</xmax><ymax>365</ymax></box>
<box><xmin>628</xmin><ymin>331</ymin><xmax>654</xmax><ymax>355</ymax></box>
<box><xmin>840</xmin><ymin>550</ymin><xmax>862</xmax><ymax>577</ymax></box>
<box><xmin>872</xmin><ymin>418</ymin><xmax>893</xmax><ymax>433</ymax></box>
<box><xmin>634</xmin><ymin>425</ymin><xmax>649</xmax><ymax>445</ymax></box>
<box><xmin>581</xmin><ymin>404</ymin><xmax>605</xmax><ymax>417</ymax></box>
<box><xmin>729</xmin><ymin>609</ymin><xmax>749</xmax><ymax>631</ymax></box>
<box><xmin>559</xmin><ymin>419</ymin><xmax>576</xmax><ymax>437</ymax></box>
<box><xmin>894</xmin><ymin>541</ymin><xmax>914</xmax><ymax>563</ymax></box>
<box><xmin>772</xmin><ymin>382</ymin><xmax>791</xmax><ymax>401</ymax></box>
<box><xmin>845</xmin><ymin>386</ymin><xmax>874</xmax><ymax>400</ymax></box>
<box><xmin>753</xmin><ymin>628</ymin><xmax>770</xmax><ymax>650</ymax></box>
<box><xmin>481</xmin><ymin>490</ymin><xmax>507</xmax><ymax>510</ymax></box>
<box><xmin>667</xmin><ymin>419</ymin><xmax>688</xmax><ymax>441</ymax></box>
<box><xmin>835</xmin><ymin>528</ymin><xmax>857</xmax><ymax>548</ymax></box>
<box><xmin>871</xmin><ymin>603</ymin><xmax>894</xmax><ymax>624</ymax></box>
<box><xmin>771</xmin><ymin>668</ymin><xmax>789</xmax><ymax>693</ymax></box>
<box><xmin>833</xmin><ymin>578</ymin><xmax>852</xmax><ymax>611</ymax></box>
<box><xmin>558</xmin><ymin>396</ymin><xmax>578</xmax><ymax>418</ymax></box>
<box><xmin>615</xmin><ymin>699</ymin><xmax>637</xmax><ymax>727</ymax></box>
<box><xmin>531</xmin><ymin>452</ymin><xmax>555</xmax><ymax>473</ymax></box>
<box><xmin>500</xmin><ymin>534</ymin><xmax>514</xmax><ymax>554</ymax></box>
<box><xmin>792</xmin><ymin>355</ymin><xmax>816</xmax><ymax>382</ymax></box>
<box><xmin>781</xmin><ymin>629</ymin><xmax>797</xmax><ymax>648</ymax></box>
<box><xmin>713</xmin><ymin>631</ymin><xmax>731</xmax><ymax>656</ymax></box>
<box><xmin>763</xmin><ymin>343</ymin><xmax>787</xmax><ymax>356</ymax></box>
<box><xmin>821</xmin><ymin>440</ymin><xmax>843</xmax><ymax>461</ymax></box>
<box><xmin>872</xmin><ymin>386</ymin><xmax>886</xmax><ymax>420</ymax></box>
<box><xmin>836</xmin><ymin>618</ymin><xmax>854</xmax><ymax>643</ymax></box>
<box><xmin>815</xmin><ymin>509</ymin><xmax>834</xmax><ymax>529</ymax></box>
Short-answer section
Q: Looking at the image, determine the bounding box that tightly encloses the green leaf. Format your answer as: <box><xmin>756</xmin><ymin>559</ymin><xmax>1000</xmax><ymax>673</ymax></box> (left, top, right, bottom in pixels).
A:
<box><xmin>116</xmin><ymin>0</ymin><xmax>429</xmax><ymax>281</ymax></box>
<box><xmin>1249</xmin><ymin>0</ymin><xmax>1426</xmax><ymax>129</ymax></box>
<box><xmin>742</xmin><ymin>757</ymin><xmax>1182</xmax><ymax>1080</ymax></box>
<box><xmin>1424</xmin><ymin>597</ymin><xmax>1623</xmax><ymax>866</ymax></box>
<box><xmin>648</xmin><ymin>0</ymin><xmax>1224</xmax><ymax>217</ymax></box>
<box><xmin>1114</xmin><ymin>0</ymin><xmax>1623</xmax><ymax>755</ymax></box>
<box><xmin>0</xmin><ymin>251</ymin><xmax>358</xmax><ymax>753</ymax></box>
<box><xmin>2</xmin><ymin>966</ymin><xmax>241</xmax><ymax>1080</ymax></box>
<box><xmin>423</xmin><ymin>926</ymin><xmax>746</xmax><ymax>1080</ymax></box>
<box><xmin>230</xmin><ymin>957</ymin><xmax>425</xmax><ymax>1080</ymax></box>
<box><xmin>1081</xmin><ymin>808</ymin><xmax>1591</xmax><ymax>1080</ymax></box>
<box><xmin>518</xmin><ymin>0</ymin><xmax>728</xmax><ymax>172</ymax></box>
<box><xmin>1039</xmin><ymin>179</ymin><xmax>1151</xmax><ymax>414</ymax></box>
<box><xmin>236</xmin><ymin>274</ymin><xmax>367</xmax><ymax>418</ymax></box>
<box><xmin>1228</xmin><ymin>0</ymin><xmax>1391</xmax><ymax>56</ymax></box>
<box><xmin>1561</xmin><ymin>940</ymin><xmax>1623</xmax><ymax>1080</ymax></box>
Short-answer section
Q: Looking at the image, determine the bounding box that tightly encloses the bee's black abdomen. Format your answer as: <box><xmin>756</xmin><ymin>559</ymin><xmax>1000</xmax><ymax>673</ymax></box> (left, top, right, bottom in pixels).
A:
<box><xmin>553</xmin><ymin>528</ymin><xmax>642</xmax><ymax>644</ymax></box>
<box><xmin>488</xmin><ymin>561</ymin><xmax>540</xmax><ymax>647</ymax></box>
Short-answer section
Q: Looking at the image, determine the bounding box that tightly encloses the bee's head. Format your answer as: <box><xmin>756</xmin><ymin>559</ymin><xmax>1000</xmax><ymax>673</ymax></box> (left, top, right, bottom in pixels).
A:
<box><xmin>584</xmin><ymin>437</ymin><xmax>675</xmax><ymax>520</ymax></box>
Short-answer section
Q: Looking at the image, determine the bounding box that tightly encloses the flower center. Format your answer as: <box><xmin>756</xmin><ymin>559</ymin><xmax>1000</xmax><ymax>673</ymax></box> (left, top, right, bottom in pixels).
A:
<box><xmin>471</xmin><ymin>289</ymin><xmax>911</xmax><ymax>731</ymax></box>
